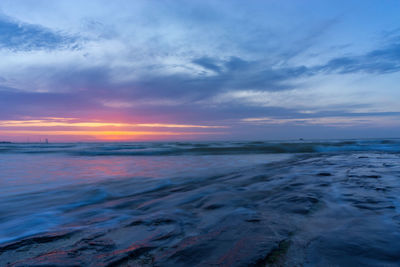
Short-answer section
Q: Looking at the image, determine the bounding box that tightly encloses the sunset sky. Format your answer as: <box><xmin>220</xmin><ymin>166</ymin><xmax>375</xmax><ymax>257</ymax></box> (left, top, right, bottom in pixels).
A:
<box><xmin>1</xmin><ymin>0</ymin><xmax>400</xmax><ymax>141</ymax></box>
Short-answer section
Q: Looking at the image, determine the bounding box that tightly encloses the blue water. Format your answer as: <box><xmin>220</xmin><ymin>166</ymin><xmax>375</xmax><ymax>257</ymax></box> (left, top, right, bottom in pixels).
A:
<box><xmin>1</xmin><ymin>139</ymin><xmax>400</xmax><ymax>266</ymax></box>
<box><xmin>2</xmin><ymin>139</ymin><xmax>400</xmax><ymax>156</ymax></box>
<box><xmin>1</xmin><ymin>139</ymin><xmax>399</xmax><ymax>197</ymax></box>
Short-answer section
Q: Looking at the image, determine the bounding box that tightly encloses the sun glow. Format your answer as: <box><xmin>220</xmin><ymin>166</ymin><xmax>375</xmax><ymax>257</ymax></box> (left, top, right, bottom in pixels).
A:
<box><xmin>0</xmin><ymin>118</ymin><xmax>227</xmax><ymax>141</ymax></box>
<box><xmin>0</xmin><ymin>119</ymin><xmax>226</xmax><ymax>129</ymax></box>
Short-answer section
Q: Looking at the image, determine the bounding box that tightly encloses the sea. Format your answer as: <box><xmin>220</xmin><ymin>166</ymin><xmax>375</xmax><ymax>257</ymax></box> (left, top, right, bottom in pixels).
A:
<box><xmin>1</xmin><ymin>139</ymin><xmax>400</xmax><ymax>266</ymax></box>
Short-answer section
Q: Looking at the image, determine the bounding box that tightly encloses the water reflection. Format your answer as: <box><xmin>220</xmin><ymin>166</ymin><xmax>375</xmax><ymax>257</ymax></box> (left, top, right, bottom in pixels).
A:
<box><xmin>0</xmin><ymin>153</ymin><xmax>289</xmax><ymax>197</ymax></box>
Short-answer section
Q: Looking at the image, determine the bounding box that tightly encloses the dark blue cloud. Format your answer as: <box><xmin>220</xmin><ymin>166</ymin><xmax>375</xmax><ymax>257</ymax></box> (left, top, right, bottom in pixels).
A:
<box><xmin>192</xmin><ymin>57</ymin><xmax>222</xmax><ymax>73</ymax></box>
<box><xmin>3</xmin><ymin>35</ymin><xmax>398</xmax><ymax>114</ymax></box>
<box><xmin>319</xmin><ymin>42</ymin><xmax>400</xmax><ymax>74</ymax></box>
<box><xmin>16</xmin><ymin>55</ymin><xmax>310</xmax><ymax>105</ymax></box>
<box><xmin>0</xmin><ymin>16</ymin><xmax>79</xmax><ymax>51</ymax></box>
<box><xmin>190</xmin><ymin>35</ymin><xmax>400</xmax><ymax>96</ymax></box>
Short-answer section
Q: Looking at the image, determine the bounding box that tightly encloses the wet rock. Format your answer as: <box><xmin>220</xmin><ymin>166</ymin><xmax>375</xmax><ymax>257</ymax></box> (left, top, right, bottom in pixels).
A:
<box><xmin>317</xmin><ymin>172</ymin><xmax>332</xmax><ymax>176</ymax></box>
<box><xmin>251</xmin><ymin>239</ymin><xmax>291</xmax><ymax>266</ymax></box>
<box><xmin>365</xmin><ymin>175</ymin><xmax>381</xmax><ymax>178</ymax></box>
<box><xmin>203</xmin><ymin>203</ymin><xmax>224</xmax><ymax>210</ymax></box>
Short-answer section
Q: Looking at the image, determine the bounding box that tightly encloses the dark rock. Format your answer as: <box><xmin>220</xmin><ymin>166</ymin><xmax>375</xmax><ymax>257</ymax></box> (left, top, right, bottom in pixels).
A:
<box><xmin>317</xmin><ymin>172</ymin><xmax>332</xmax><ymax>176</ymax></box>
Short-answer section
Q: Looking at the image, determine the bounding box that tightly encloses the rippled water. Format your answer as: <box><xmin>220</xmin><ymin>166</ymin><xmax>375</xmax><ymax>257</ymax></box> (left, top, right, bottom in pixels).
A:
<box><xmin>1</xmin><ymin>140</ymin><xmax>400</xmax><ymax>266</ymax></box>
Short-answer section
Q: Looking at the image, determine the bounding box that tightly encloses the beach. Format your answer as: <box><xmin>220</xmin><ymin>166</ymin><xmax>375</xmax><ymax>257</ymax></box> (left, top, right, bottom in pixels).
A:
<box><xmin>1</xmin><ymin>140</ymin><xmax>400</xmax><ymax>266</ymax></box>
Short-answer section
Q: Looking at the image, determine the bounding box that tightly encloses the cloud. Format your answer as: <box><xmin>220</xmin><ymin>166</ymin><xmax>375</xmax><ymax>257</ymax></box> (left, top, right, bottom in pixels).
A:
<box><xmin>192</xmin><ymin>56</ymin><xmax>222</xmax><ymax>73</ymax></box>
<box><xmin>318</xmin><ymin>42</ymin><xmax>400</xmax><ymax>74</ymax></box>
<box><xmin>241</xmin><ymin>113</ymin><xmax>400</xmax><ymax>128</ymax></box>
<box><xmin>0</xmin><ymin>89</ymin><xmax>100</xmax><ymax>120</ymax></box>
<box><xmin>19</xmin><ymin>55</ymin><xmax>310</xmax><ymax>101</ymax></box>
<box><xmin>0</xmin><ymin>15</ymin><xmax>79</xmax><ymax>51</ymax></box>
<box><xmin>0</xmin><ymin>1</ymin><xmax>399</xmax><ymax>140</ymax></box>
<box><xmin>135</xmin><ymin>56</ymin><xmax>311</xmax><ymax>102</ymax></box>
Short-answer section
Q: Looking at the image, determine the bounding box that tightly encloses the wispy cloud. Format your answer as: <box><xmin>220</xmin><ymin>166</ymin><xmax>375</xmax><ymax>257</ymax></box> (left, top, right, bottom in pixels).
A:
<box><xmin>242</xmin><ymin>114</ymin><xmax>400</xmax><ymax>127</ymax></box>
<box><xmin>0</xmin><ymin>15</ymin><xmax>79</xmax><ymax>51</ymax></box>
<box><xmin>318</xmin><ymin>43</ymin><xmax>400</xmax><ymax>74</ymax></box>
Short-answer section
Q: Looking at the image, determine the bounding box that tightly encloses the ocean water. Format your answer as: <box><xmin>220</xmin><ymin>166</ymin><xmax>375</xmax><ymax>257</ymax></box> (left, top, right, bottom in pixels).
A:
<box><xmin>1</xmin><ymin>139</ymin><xmax>400</xmax><ymax>266</ymax></box>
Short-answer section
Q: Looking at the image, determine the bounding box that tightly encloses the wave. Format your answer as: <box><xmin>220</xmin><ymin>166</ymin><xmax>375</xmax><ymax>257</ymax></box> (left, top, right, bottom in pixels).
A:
<box><xmin>0</xmin><ymin>139</ymin><xmax>400</xmax><ymax>156</ymax></box>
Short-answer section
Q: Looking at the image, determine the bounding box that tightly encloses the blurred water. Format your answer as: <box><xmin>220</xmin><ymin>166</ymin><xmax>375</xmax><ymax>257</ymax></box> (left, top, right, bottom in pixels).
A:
<box><xmin>1</xmin><ymin>140</ymin><xmax>400</xmax><ymax>266</ymax></box>
<box><xmin>0</xmin><ymin>152</ymin><xmax>290</xmax><ymax>197</ymax></box>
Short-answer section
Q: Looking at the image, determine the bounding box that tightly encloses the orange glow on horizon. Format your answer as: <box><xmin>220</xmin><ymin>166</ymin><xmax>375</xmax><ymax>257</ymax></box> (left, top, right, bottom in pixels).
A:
<box><xmin>0</xmin><ymin>118</ymin><xmax>228</xmax><ymax>141</ymax></box>
<box><xmin>0</xmin><ymin>130</ymin><xmax>218</xmax><ymax>136</ymax></box>
<box><xmin>0</xmin><ymin>119</ymin><xmax>227</xmax><ymax>129</ymax></box>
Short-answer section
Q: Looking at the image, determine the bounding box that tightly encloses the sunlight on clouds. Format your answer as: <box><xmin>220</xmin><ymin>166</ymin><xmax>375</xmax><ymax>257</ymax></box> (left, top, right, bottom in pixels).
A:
<box><xmin>0</xmin><ymin>118</ymin><xmax>227</xmax><ymax>141</ymax></box>
<box><xmin>0</xmin><ymin>130</ymin><xmax>218</xmax><ymax>136</ymax></box>
<box><xmin>0</xmin><ymin>118</ymin><xmax>226</xmax><ymax>129</ymax></box>
<box><xmin>212</xmin><ymin>89</ymin><xmax>329</xmax><ymax>110</ymax></box>
<box><xmin>0</xmin><ymin>129</ymin><xmax>224</xmax><ymax>141</ymax></box>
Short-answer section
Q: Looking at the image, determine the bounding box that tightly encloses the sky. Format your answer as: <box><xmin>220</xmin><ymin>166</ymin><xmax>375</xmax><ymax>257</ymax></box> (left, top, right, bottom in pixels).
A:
<box><xmin>0</xmin><ymin>0</ymin><xmax>400</xmax><ymax>142</ymax></box>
